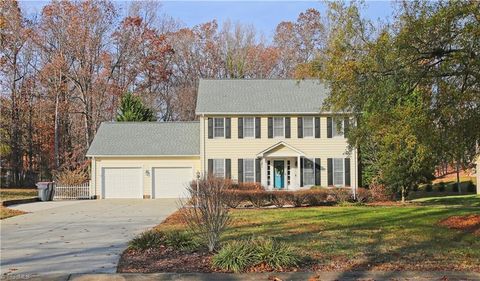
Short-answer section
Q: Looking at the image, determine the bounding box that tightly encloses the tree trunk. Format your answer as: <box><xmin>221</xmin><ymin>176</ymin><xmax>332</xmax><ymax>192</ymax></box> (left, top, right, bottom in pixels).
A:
<box><xmin>456</xmin><ymin>161</ymin><xmax>461</xmax><ymax>193</ymax></box>
<box><xmin>54</xmin><ymin>92</ymin><xmax>60</xmax><ymax>171</ymax></box>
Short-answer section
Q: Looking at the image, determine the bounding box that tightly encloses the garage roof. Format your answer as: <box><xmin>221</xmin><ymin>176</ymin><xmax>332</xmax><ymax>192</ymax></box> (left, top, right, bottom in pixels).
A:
<box><xmin>86</xmin><ymin>122</ymin><xmax>200</xmax><ymax>157</ymax></box>
<box><xmin>196</xmin><ymin>79</ymin><xmax>330</xmax><ymax>114</ymax></box>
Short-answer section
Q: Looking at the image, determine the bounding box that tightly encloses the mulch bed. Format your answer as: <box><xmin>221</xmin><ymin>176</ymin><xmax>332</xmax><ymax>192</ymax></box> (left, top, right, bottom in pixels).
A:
<box><xmin>438</xmin><ymin>215</ymin><xmax>480</xmax><ymax>236</ymax></box>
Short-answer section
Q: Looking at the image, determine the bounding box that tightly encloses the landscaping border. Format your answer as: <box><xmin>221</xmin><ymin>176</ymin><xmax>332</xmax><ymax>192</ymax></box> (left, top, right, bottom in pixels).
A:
<box><xmin>2</xmin><ymin>197</ymin><xmax>39</xmax><ymax>207</ymax></box>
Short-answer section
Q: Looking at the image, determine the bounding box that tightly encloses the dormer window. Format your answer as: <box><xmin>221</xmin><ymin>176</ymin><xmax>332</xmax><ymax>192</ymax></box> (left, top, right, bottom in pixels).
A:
<box><xmin>213</xmin><ymin>118</ymin><xmax>225</xmax><ymax>138</ymax></box>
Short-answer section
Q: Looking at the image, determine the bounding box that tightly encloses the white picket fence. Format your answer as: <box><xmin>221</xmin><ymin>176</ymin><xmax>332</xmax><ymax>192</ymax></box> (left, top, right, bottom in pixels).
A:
<box><xmin>54</xmin><ymin>182</ymin><xmax>91</xmax><ymax>200</ymax></box>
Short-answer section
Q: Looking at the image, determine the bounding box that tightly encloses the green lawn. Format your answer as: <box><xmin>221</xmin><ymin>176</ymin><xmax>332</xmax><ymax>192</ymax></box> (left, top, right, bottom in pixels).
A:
<box><xmin>161</xmin><ymin>195</ymin><xmax>480</xmax><ymax>271</ymax></box>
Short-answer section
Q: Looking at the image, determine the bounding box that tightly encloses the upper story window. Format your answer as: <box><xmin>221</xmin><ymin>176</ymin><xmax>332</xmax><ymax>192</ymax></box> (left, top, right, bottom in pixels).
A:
<box><xmin>214</xmin><ymin>118</ymin><xmax>225</xmax><ymax>138</ymax></box>
<box><xmin>332</xmin><ymin>118</ymin><xmax>344</xmax><ymax>137</ymax></box>
<box><xmin>243</xmin><ymin>117</ymin><xmax>255</xmax><ymax>138</ymax></box>
<box><xmin>243</xmin><ymin>159</ymin><xmax>255</xmax><ymax>182</ymax></box>
<box><xmin>273</xmin><ymin>117</ymin><xmax>284</xmax><ymax>137</ymax></box>
<box><xmin>333</xmin><ymin>158</ymin><xmax>344</xmax><ymax>186</ymax></box>
<box><xmin>303</xmin><ymin>117</ymin><xmax>314</xmax><ymax>138</ymax></box>
<box><xmin>213</xmin><ymin>159</ymin><xmax>225</xmax><ymax>178</ymax></box>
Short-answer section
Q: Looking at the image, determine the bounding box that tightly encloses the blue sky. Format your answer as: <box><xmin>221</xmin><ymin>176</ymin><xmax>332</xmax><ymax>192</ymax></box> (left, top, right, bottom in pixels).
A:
<box><xmin>20</xmin><ymin>1</ymin><xmax>395</xmax><ymax>39</ymax></box>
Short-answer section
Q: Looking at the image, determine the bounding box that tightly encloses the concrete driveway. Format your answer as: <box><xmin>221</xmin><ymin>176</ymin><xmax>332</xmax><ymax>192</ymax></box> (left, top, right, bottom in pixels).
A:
<box><xmin>0</xmin><ymin>199</ymin><xmax>178</xmax><ymax>277</ymax></box>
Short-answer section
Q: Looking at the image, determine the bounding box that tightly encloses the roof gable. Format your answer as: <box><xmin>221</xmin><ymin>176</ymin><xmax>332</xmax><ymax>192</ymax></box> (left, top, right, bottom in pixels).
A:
<box><xmin>86</xmin><ymin>122</ymin><xmax>200</xmax><ymax>157</ymax></box>
<box><xmin>196</xmin><ymin>79</ymin><xmax>330</xmax><ymax>114</ymax></box>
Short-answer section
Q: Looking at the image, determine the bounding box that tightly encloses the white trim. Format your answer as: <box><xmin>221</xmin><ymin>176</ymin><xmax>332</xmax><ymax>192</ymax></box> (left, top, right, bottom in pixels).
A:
<box><xmin>196</xmin><ymin>112</ymin><xmax>354</xmax><ymax>115</ymax></box>
<box><xmin>213</xmin><ymin>117</ymin><xmax>226</xmax><ymax>138</ymax></box>
<box><xmin>256</xmin><ymin>141</ymin><xmax>306</xmax><ymax>158</ymax></box>
<box><xmin>87</xmin><ymin>155</ymin><xmax>200</xmax><ymax>158</ymax></box>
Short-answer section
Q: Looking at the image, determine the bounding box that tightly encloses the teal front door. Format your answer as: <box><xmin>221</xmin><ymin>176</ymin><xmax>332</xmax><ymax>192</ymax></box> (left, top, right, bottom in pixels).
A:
<box><xmin>274</xmin><ymin>160</ymin><xmax>285</xmax><ymax>189</ymax></box>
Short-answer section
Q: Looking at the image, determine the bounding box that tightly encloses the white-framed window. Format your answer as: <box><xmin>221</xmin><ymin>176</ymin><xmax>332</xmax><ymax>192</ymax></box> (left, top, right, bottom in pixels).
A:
<box><xmin>303</xmin><ymin>158</ymin><xmax>315</xmax><ymax>186</ymax></box>
<box><xmin>213</xmin><ymin>159</ymin><xmax>225</xmax><ymax>178</ymax></box>
<box><xmin>332</xmin><ymin>118</ymin><xmax>344</xmax><ymax>137</ymax></box>
<box><xmin>214</xmin><ymin>118</ymin><xmax>225</xmax><ymax>138</ymax></box>
<box><xmin>273</xmin><ymin>117</ymin><xmax>284</xmax><ymax>137</ymax></box>
<box><xmin>243</xmin><ymin>117</ymin><xmax>255</xmax><ymax>138</ymax></box>
<box><xmin>243</xmin><ymin>159</ymin><xmax>255</xmax><ymax>182</ymax></box>
<box><xmin>333</xmin><ymin>158</ymin><xmax>344</xmax><ymax>186</ymax></box>
<box><xmin>303</xmin><ymin>117</ymin><xmax>314</xmax><ymax>137</ymax></box>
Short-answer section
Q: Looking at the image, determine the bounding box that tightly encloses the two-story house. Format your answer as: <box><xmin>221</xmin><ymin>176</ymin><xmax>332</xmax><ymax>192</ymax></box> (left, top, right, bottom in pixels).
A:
<box><xmin>86</xmin><ymin>79</ymin><xmax>358</xmax><ymax>199</ymax></box>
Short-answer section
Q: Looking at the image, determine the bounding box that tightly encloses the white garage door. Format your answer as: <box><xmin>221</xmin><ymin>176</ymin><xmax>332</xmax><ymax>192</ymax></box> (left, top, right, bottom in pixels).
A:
<box><xmin>103</xmin><ymin>167</ymin><xmax>143</xmax><ymax>199</ymax></box>
<box><xmin>153</xmin><ymin>167</ymin><xmax>193</xmax><ymax>198</ymax></box>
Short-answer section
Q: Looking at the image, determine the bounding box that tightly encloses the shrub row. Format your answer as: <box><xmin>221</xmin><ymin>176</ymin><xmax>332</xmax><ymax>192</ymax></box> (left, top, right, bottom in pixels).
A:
<box><xmin>223</xmin><ymin>188</ymin><xmax>363</xmax><ymax>208</ymax></box>
<box><xmin>419</xmin><ymin>181</ymin><xmax>476</xmax><ymax>193</ymax></box>
<box><xmin>212</xmin><ymin>237</ymin><xmax>299</xmax><ymax>272</ymax></box>
<box><xmin>128</xmin><ymin>230</ymin><xmax>200</xmax><ymax>252</ymax></box>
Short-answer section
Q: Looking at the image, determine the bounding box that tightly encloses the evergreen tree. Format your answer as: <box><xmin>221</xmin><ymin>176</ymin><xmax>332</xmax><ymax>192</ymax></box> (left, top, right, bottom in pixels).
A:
<box><xmin>116</xmin><ymin>93</ymin><xmax>156</xmax><ymax>122</ymax></box>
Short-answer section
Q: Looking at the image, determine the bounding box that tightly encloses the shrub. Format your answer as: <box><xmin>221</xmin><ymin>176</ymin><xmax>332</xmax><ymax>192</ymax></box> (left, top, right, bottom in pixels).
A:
<box><xmin>329</xmin><ymin>188</ymin><xmax>353</xmax><ymax>203</ymax></box>
<box><xmin>370</xmin><ymin>182</ymin><xmax>392</xmax><ymax>201</ymax></box>
<box><xmin>291</xmin><ymin>190</ymin><xmax>310</xmax><ymax>207</ymax></box>
<box><xmin>212</xmin><ymin>237</ymin><xmax>298</xmax><ymax>272</ymax></box>
<box><xmin>271</xmin><ymin>191</ymin><xmax>294</xmax><ymax>208</ymax></box>
<box><xmin>451</xmin><ymin>182</ymin><xmax>459</xmax><ymax>192</ymax></box>
<box><xmin>231</xmin><ymin>182</ymin><xmax>264</xmax><ymax>191</ymax></box>
<box><xmin>436</xmin><ymin>181</ymin><xmax>445</xmax><ymax>192</ymax></box>
<box><xmin>223</xmin><ymin>190</ymin><xmax>243</xmax><ymax>208</ymax></box>
<box><xmin>425</xmin><ymin>183</ymin><xmax>433</xmax><ymax>192</ymax></box>
<box><xmin>247</xmin><ymin>190</ymin><xmax>272</xmax><ymax>208</ymax></box>
<box><xmin>466</xmin><ymin>181</ymin><xmax>476</xmax><ymax>193</ymax></box>
<box><xmin>305</xmin><ymin>189</ymin><xmax>329</xmax><ymax>206</ymax></box>
<box><xmin>356</xmin><ymin>188</ymin><xmax>372</xmax><ymax>203</ymax></box>
<box><xmin>163</xmin><ymin>230</ymin><xmax>200</xmax><ymax>251</ymax></box>
<box><xmin>412</xmin><ymin>184</ymin><xmax>418</xmax><ymax>192</ymax></box>
<box><xmin>55</xmin><ymin>168</ymin><xmax>88</xmax><ymax>185</ymax></box>
<box><xmin>128</xmin><ymin>230</ymin><xmax>164</xmax><ymax>251</ymax></box>
<box><xmin>181</xmin><ymin>177</ymin><xmax>231</xmax><ymax>252</ymax></box>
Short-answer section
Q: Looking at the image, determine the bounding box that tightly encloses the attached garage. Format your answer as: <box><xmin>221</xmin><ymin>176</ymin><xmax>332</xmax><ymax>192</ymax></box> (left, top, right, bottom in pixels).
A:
<box><xmin>87</xmin><ymin>122</ymin><xmax>201</xmax><ymax>199</ymax></box>
<box><xmin>153</xmin><ymin>167</ymin><xmax>193</xmax><ymax>198</ymax></box>
<box><xmin>103</xmin><ymin>167</ymin><xmax>143</xmax><ymax>199</ymax></box>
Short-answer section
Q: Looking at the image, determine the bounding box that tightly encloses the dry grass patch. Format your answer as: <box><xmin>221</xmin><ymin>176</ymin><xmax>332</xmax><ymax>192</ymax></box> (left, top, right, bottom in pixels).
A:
<box><xmin>0</xmin><ymin>206</ymin><xmax>26</xmax><ymax>219</ymax></box>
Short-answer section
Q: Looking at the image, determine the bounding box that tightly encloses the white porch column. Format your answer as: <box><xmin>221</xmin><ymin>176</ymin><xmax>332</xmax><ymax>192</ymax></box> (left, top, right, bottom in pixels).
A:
<box><xmin>261</xmin><ymin>158</ymin><xmax>268</xmax><ymax>188</ymax></box>
<box><xmin>297</xmin><ymin>155</ymin><xmax>301</xmax><ymax>188</ymax></box>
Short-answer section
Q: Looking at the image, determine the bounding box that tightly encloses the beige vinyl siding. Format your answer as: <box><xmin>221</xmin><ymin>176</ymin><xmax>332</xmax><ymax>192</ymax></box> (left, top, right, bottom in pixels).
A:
<box><xmin>200</xmin><ymin>115</ymin><xmax>356</xmax><ymax>188</ymax></box>
<box><xmin>92</xmin><ymin>156</ymin><xmax>201</xmax><ymax>198</ymax></box>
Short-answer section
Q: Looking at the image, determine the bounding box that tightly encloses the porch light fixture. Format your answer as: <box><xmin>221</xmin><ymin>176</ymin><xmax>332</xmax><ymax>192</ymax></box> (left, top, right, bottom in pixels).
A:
<box><xmin>145</xmin><ymin>170</ymin><xmax>150</xmax><ymax>177</ymax></box>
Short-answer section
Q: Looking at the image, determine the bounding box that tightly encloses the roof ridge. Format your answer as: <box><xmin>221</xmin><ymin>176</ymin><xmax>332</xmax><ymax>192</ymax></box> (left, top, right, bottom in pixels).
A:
<box><xmin>102</xmin><ymin>121</ymin><xmax>199</xmax><ymax>124</ymax></box>
<box><xmin>199</xmin><ymin>78</ymin><xmax>324</xmax><ymax>81</ymax></box>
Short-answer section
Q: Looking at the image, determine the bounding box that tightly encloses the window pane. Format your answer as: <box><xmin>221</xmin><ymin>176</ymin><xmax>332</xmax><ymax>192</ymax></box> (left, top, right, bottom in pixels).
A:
<box><xmin>332</xmin><ymin>118</ymin><xmax>343</xmax><ymax>137</ymax></box>
<box><xmin>244</xmin><ymin>117</ymin><xmax>255</xmax><ymax>138</ymax></box>
<box><xmin>213</xmin><ymin>159</ymin><xmax>225</xmax><ymax>178</ymax></box>
<box><xmin>333</xmin><ymin>158</ymin><xmax>344</xmax><ymax>186</ymax></box>
<box><xmin>214</xmin><ymin>118</ymin><xmax>224</xmax><ymax>137</ymax></box>
<box><xmin>273</xmin><ymin>117</ymin><xmax>284</xmax><ymax>137</ymax></box>
<box><xmin>303</xmin><ymin>117</ymin><xmax>314</xmax><ymax>137</ymax></box>
<box><xmin>303</xmin><ymin>158</ymin><xmax>315</xmax><ymax>186</ymax></box>
<box><xmin>244</xmin><ymin>159</ymin><xmax>255</xmax><ymax>182</ymax></box>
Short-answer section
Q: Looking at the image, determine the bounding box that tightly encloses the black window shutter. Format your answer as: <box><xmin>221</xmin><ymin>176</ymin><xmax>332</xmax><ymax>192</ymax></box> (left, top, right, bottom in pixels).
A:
<box><xmin>285</xmin><ymin>117</ymin><xmax>291</xmax><ymax>138</ymax></box>
<box><xmin>255</xmin><ymin>117</ymin><xmax>261</xmax><ymax>138</ymax></box>
<box><xmin>268</xmin><ymin>117</ymin><xmax>273</xmax><ymax>138</ymax></box>
<box><xmin>255</xmin><ymin>158</ymin><xmax>261</xmax><ymax>183</ymax></box>
<box><xmin>344</xmin><ymin>117</ymin><xmax>350</xmax><ymax>136</ymax></box>
<box><xmin>208</xmin><ymin>118</ymin><xmax>213</xmax><ymax>139</ymax></box>
<box><xmin>238</xmin><ymin>117</ymin><xmax>243</xmax><ymax>139</ymax></box>
<box><xmin>225</xmin><ymin>118</ymin><xmax>231</xmax><ymax>139</ymax></box>
<box><xmin>225</xmin><ymin>159</ymin><xmax>231</xmax><ymax>179</ymax></box>
<box><xmin>315</xmin><ymin>117</ymin><xmax>320</xmax><ymax>138</ymax></box>
<box><xmin>208</xmin><ymin>159</ymin><xmax>213</xmax><ymax>176</ymax></box>
<box><xmin>327</xmin><ymin>117</ymin><xmax>332</xmax><ymax>138</ymax></box>
<box><xmin>315</xmin><ymin>158</ymin><xmax>321</xmax><ymax>186</ymax></box>
<box><xmin>238</xmin><ymin>159</ymin><xmax>243</xmax><ymax>183</ymax></box>
<box><xmin>345</xmin><ymin>158</ymin><xmax>351</xmax><ymax>186</ymax></box>
<box><xmin>297</xmin><ymin>117</ymin><xmax>303</xmax><ymax>138</ymax></box>
<box><xmin>300</xmin><ymin>157</ymin><xmax>304</xmax><ymax>187</ymax></box>
<box><xmin>327</xmin><ymin>158</ymin><xmax>333</xmax><ymax>186</ymax></box>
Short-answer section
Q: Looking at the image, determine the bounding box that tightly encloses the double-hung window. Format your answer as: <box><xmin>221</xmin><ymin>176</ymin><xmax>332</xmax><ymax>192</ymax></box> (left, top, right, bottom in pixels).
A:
<box><xmin>303</xmin><ymin>117</ymin><xmax>314</xmax><ymax>138</ymax></box>
<box><xmin>332</xmin><ymin>118</ymin><xmax>344</xmax><ymax>137</ymax></box>
<box><xmin>243</xmin><ymin>117</ymin><xmax>255</xmax><ymax>138</ymax></box>
<box><xmin>243</xmin><ymin>159</ymin><xmax>255</xmax><ymax>182</ymax></box>
<box><xmin>213</xmin><ymin>159</ymin><xmax>225</xmax><ymax>178</ymax></box>
<box><xmin>303</xmin><ymin>158</ymin><xmax>315</xmax><ymax>186</ymax></box>
<box><xmin>214</xmin><ymin>118</ymin><xmax>225</xmax><ymax>138</ymax></box>
<box><xmin>273</xmin><ymin>117</ymin><xmax>284</xmax><ymax>137</ymax></box>
<box><xmin>333</xmin><ymin>158</ymin><xmax>344</xmax><ymax>186</ymax></box>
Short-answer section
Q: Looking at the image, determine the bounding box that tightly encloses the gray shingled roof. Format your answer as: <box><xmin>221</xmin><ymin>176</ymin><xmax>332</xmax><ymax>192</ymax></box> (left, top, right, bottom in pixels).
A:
<box><xmin>86</xmin><ymin>122</ymin><xmax>199</xmax><ymax>156</ymax></box>
<box><xmin>196</xmin><ymin>79</ymin><xmax>330</xmax><ymax>114</ymax></box>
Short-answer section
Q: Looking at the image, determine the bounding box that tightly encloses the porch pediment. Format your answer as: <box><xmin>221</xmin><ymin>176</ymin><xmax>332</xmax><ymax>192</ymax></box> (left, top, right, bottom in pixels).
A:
<box><xmin>256</xmin><ymin>142</ymin><xmax>305</xmax><ymax>158</ymax></box>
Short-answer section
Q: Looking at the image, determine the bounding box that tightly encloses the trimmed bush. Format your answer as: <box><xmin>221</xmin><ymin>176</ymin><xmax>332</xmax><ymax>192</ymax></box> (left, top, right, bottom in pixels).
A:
<box><xmin>247</xmin><ymin>190</ymin><xmax>272</xmax><ymax>208</ymax></box>
<box><xmin>223</xmin><ymin>190</ymin><xmax>243</xmax><ymax>208</ymax></box>
<box><xmin>231</xmin><ymin>182</ymin><xmax>264</xmax><ymax>191</ymax></box>
<box><xmin>305</xmin><ymin>189</ymin><xmax>329</xmax><ymax>206</ymax></box>
<box><xmin>466</xmin><ymin>181</ymin><xmax>476</xmax><ymax>193</ymax></box>
<box><xmin>291</xmin><ymin>190</ymin><xmax>310</xmax><ymax>207</ymax></box>
<box><xmin>356</xmin><ymin>188</ymin><xmax>372</xmax><ymax>203</ymax></box>
<box><xmin>425</xmin><ymin>183</ymin><xmax>433</xmax><ymax>192</ymax></box>
<box><xmin>213</xmin><ymin>237</ymin><xmax>298</xmax><ymax>272</ymax></box>
<box><xmin>271</xmin><ymin>191</ymin><xmax>294</xmax><ymax>208</ymax></box>
<box><xmin>128</xmin><ymin>230</ymin><xmax>164</xmax><ymax>251</ymax></box>
<box><xmin>329</xmin><ymin>188</ymin><xmax>353</xmax><ymax>203</ymax></box>
<box><xmin>370</xmin><ymin>182</ymin><xmax>392</xmax><ymax>201</ymax></box>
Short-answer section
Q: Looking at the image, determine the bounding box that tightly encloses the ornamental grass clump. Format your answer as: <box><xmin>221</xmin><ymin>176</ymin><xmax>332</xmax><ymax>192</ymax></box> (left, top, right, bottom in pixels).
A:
<box><xmin>128</xmin><ymin>230</ymin><xmax>164</xmax><ymax>251</ymax></box>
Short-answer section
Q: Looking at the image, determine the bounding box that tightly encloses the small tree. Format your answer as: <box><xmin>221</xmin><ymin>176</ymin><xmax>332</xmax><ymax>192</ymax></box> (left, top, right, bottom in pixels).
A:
<box><xmin>181</xmin><ymin>177</ymin><xmax>231</xmax><ymax>252</ymax></box>
<box><xmin>116</xmin><ymin>93</ymin><xmax>156</xmax><ymax>121</ymax></box>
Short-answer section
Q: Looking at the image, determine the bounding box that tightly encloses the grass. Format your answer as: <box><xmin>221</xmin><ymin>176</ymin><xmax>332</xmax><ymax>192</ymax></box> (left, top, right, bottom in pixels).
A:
<box><xmin>0</xmin><ymin>188</ymin><xmax>37</xmax><ymax>219</ymax></box>
<box><xmin>161</xmin><ymin>195</ymin><xmax>480</xmax><ymax>271</ymax></box>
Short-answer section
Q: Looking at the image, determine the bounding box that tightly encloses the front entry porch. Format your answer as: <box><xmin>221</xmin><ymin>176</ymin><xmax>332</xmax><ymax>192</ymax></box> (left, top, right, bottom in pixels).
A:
<box><xmin>257</xmin><ymin>142</ymin><xmax>304</xmax><ymax>190</ymax></box>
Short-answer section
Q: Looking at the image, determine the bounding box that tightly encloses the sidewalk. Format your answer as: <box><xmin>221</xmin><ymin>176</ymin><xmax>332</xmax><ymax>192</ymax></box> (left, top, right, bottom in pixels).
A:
<box><xmin>3</xmin><ymin>271</ymin><xmax>479</xmax><ymax>281</ymax></box>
